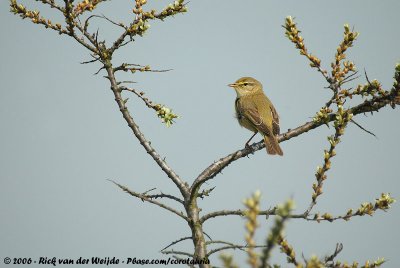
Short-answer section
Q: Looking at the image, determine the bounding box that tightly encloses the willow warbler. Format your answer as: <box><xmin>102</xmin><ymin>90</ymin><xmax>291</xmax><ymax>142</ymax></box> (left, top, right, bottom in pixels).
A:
<box><xmin>228</xmin><ymin>77</ymin><xmax>283</xmax><ymax>156</ymax></box>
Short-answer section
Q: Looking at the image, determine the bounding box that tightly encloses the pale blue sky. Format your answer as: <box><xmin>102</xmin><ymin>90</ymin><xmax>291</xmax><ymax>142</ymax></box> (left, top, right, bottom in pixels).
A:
<box><xmin>1</xmin><ymin>1</ymin><xmax>399</xmax><ymax>267</ymax></box>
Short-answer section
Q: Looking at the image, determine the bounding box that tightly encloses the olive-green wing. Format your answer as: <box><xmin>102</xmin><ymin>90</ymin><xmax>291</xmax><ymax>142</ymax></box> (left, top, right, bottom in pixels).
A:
<box><xmin>270</xmin><ymin>103</ymin><xmax>280</xmax><ymax>135</ymax></box>
<box><xmin>240</xmin><ymin>100</ymin><xmax>274</xmax><ymax>137</ymax></box>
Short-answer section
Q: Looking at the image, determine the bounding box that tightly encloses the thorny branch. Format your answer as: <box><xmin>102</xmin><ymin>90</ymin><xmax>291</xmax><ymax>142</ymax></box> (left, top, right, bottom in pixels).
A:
<box><xmin>160</xmin><ymin>236</ymin><xmax>192</xmax><ymax>252</ymax></box>
<box><xmin>201</xmin><ymin>208</ymin><xmax>276</xmax><ymax>224</ymax></box>
<box><xmin>161</xmin><ymin>249</ymin><xmax>194</xmax><ymax>258</ymax></box>
<box><xmin>324</xmin><ymin>243</ymin><xmax>344</xmax><ymax>266</ymax></box>
<box><xmin>109</xmin><ymin>180</ymin><xmax>188</xmax><ymax>221</ymax></box>
<box><xmin>199</xmin><ymin>192</ymin><xmax>394</xmax><ymax>224</ymax></box>
<box><xmin>207</xmin><ymin>245</ymin><xmax>266</xmax><ymax>258</ymax></box>
<box><xmin>114</xmin><ymin>63</ymin><xmax>172</xmax><ymax>73</ymax></box>
<box><xmin>145</xmin><ymin>192</ymin><xmax>185</xmax><ymax>205</ymax></box>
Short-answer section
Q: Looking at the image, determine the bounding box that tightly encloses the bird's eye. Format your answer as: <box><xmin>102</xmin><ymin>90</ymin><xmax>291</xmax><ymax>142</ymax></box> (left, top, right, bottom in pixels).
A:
<box><xmin>243</xmin><ymin>82</ymin><xmax>248</xmax><ymax>86</ymax></box>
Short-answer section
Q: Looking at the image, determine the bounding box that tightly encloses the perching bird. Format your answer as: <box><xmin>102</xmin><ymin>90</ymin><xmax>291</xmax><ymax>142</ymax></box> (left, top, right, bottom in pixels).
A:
<box><xmin>228</xmin><ymin>77</ymin><xmax>283</xmax><ymax>156</ymax></box>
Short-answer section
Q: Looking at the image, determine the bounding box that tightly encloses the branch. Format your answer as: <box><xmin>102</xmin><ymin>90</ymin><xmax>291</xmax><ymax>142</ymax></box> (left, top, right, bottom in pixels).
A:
<box><xmin>96</xmin><ymin>14</ymin><xmax>127</xmax><ymax>30</ymax></box>
<box><xmin>120</xmin><ymin>85</ymin><xmax>179</xmax><ymax>126</ymax></box>
<box><xmin>160</xmin><ymin>249</ymin><xmax>194</xmax><ymax>258</ymax></box>
<box><xmin>283</xmin><ymin>16</ymin><xmax>330</xmax><ymax>83</ymax></box>
<box><xmin>161</xmin><ymin>232</ymin><xmax>214</xmax><ymax>252</ymax></box>
<box><xmin>109</xmin><ymin>180</ymin><xmax>188</xmax><ymax>222</ymax></box>
<box><xmin>138</xmin><ymin>186</ymin><xmax>184</xmax><ymax>204</ymax></box>
<box><xmin>160</xmin><ymin>236</ymin><xmax>192</xmax><ymax>252</ymax></box>
<box><xmin>200</xmin><ymin>208</ymin><xmax>276</xmax><ymax>224</ymax></box>
<box><xmin>324</xmin><ymin>243</ymin><xmax>343</xmax><ymax>266</ymax></box>
<box><xmin>114</xmin><ymin>63</ymin><xmax>172</xmax><ymax>73</ymax></box>
<box><xmin>197</xmin><ymin>187</ymin><xmax>215</xmax><ymax>199</ymax></box>
<box><xmin>340</xmin><ymin>71</ymin><xmax>360</xmax><ymax>85</ymax></box>
<box><xmin>146</xmin><ymin>193</ymin><xmax>184</xmax><ymax>205</ymax></box>
<box><xmin>302</xmin><ymin>192</ymin><xmax>396</xmax><ymax>223</ymax></box>
<box><xmin>63</xmin><ymin>1</ymin><xmax>98</xmax><ymax>53</ymax></box>
<box><xmin>206</xmin><ymin>240</ymin><xmax>244</xmax><ymax>247</ymax></box>
<box><xmin>350</xmin><ymin>118</ymin><xmax>377</xmax><ymax>138</ymax></box>
<box><xmin>10</xmin><ymin>0</ymin><xmax>69</xmax><ymax>35</ymax></box>
<box><xmin>304</xmin><ymin>106</ymin><xmax>353</xmax><ymax>216</ymax></box>
<box><xmin>120</xmin><ymin>86</ymin><xmax>157</xmax><ymax>109</ymax></box>
<box><xmin>104</xmin><ymin>65</ymin><xmax>190</xmax><ymax>199</ymax></box>
<box><xmin>200</xmin><ymin>192</ymin><xmax>395</xmax><ymax>224</ymax></box>
<box><xmin>277</xmin><ymin>235</ymin><xmax>300</xmax><ymax>267</ymax></box>
<box><xmin>207</xmin><ymin>245</ymin><xmax>266</xmax><ymax>258</ymax></box>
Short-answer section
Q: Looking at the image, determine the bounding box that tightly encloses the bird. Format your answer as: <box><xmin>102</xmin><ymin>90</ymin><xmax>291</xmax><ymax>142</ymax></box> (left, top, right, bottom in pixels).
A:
<box><xmin>228</xmin><ymin>77</ymin><xmax>283</xmax><ymax>156</ymax></box>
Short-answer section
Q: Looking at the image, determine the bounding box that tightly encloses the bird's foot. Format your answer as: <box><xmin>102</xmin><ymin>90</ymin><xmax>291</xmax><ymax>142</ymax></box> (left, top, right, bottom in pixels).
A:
<box><xmin>245</xmin><ymin>143</ymin><xmax>255</xmax><ymax>155</ymax></box>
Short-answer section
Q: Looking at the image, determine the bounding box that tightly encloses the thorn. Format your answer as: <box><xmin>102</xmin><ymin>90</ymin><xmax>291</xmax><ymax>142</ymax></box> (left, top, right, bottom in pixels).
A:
<box><xmin>364</xmin><ymin>68</ymin><xmax>372</xmax><ymax>86</ymax></box>
<box><xmin>142</xmin><ymin>187</ymin><xmax>156</xmax><ymax>195</ymax></box>
<box><xmin>350</xmin><ymin>119</ymin><xmax>377</xmax><ymax>138</ymax></box>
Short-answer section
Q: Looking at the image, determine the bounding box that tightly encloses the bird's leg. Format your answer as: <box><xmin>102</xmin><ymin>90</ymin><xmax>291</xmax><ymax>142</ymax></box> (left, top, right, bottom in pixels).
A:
<box><xmin>244</xmin><ymin>132</ymin><xmax>257</xmax><ymax>149</ymax></box>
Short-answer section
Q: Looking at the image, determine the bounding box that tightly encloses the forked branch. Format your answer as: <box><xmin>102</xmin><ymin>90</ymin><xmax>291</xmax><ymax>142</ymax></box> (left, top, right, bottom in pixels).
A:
<box><xmin>109</xmin><ymin>180</ymin><xmax>188</xmax><ymax>221</ymax></box>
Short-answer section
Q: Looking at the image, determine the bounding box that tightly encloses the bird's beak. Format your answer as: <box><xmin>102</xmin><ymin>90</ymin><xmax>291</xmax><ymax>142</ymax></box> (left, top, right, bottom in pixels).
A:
<box><xmin>228</xmin><ymin>83</ymin><xmax>237</xmax><ymax>88</ymax></box>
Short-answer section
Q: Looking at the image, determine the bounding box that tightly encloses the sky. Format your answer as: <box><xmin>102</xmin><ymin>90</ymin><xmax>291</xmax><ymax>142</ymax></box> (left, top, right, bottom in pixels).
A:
<box><xmin>1</xmin><ymin>0</ymin><xmax>399</xmax><ymax>267</ymax></box>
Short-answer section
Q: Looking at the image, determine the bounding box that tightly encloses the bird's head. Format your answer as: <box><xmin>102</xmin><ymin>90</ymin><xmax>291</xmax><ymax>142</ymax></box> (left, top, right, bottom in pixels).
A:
<box><xmin>228</xmin><ymin>77</ymin><xmax>263</xmax><ymax>97</ymax></box>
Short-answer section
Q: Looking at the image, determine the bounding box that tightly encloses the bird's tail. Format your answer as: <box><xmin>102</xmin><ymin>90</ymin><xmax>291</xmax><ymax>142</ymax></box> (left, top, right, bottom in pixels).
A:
<box><xmin>264</xmin><ymin>135</ymin><xmax>283</xmax><ymax>156</ymax></box>
<box><xmin>395</xmin><ymin>95</ymin><xmax>400</xmax><ymax>105</ymax></box>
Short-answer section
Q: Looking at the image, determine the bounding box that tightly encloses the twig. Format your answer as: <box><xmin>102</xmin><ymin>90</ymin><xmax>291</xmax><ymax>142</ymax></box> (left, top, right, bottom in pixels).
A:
<box><xmin>83</xmin><ymin>15</ymin><xmax>97</xmax><ymax>32</ymax></box>
<box><xmin>120</xmin><ymin>86</ymin><xmax>156</xmax><ymax>109</ymax></box>
<box><xmin>113</xmin><ymin>63</ymin><xmax>172</xmax><ymax>73</ymax></box>
<box><xmin>63</xmin><ymin>2</ymin><xmax>98</xmax><ymax>53</ymax></box>
<box><xmin>200</xmin><ymin>208</ymin><xmax>276</xmax><ymax>223</ymax></box>
<box><xmin>146</xmin><ymin>192</ymin><xmax>185</xmax><ymax>205</ymax></box>
<box><xmin>108</xmin><ymin>180</ymin><xmax>188</xmax><ymax>222</ymax></box>
<box><xmin>350</xmin><ymin>119</ymin><xmax>377</xmax><ymax>138</ymax></box>
<box><xmin>277</xmin><ymin>236</ymin><xmax>300</xmax><ymax>266</ymax></box>
<box><xmin>207</xmin><ymin>245</ymin><xmax>266</xmax><ymax>257</ymax></box>
<box><xmin>197</xmin><ymin>187</ymin><xmax>215</xmax><ymax>199</ymax></box>
<box><xmin>160</xmin><ymin>249</ymin><xmax>194</xmax><ymax>258</ymax></box>
<box><xmin>142</xmin><ymin>187</ymin><xmax>156</xmax><ymax>195</ymax></box>
<box><xmin>118</xmin><ymin>81</ymin><xmax>137</xmax><ymax>84</ymax></box>
<box><xmin>160</xmin><ymin>236</ymin><xmax>192</xmax><ymax>252</ymax></box>
<box><xmin>94</xmin><ymin>66</ymin><xmax>105</xmax><ymax>75</ymax></box>
<box><xmin>99</xmin><ymin>14</ymin><xmax>127</xmax><ymax>29</ymax></box>
<box><xmin>339</xmin><ymin>71</ymin><xmax>359</xmax><ymax>85</ymax></box>
<box><xmin>324</xmin><ymin>243</ymin><xmax>344</xmax><ymax>265</ymax></box>
<box><xmin>364</xmin><ymin>68</ymin><xmax>372</xmax><ymax>85</ymax></box>
<box><xmin>206</xmin><ymin>240</ymin><xmax>244</xmax><ymax>246</ymax></box>
<box><xmin>203</xmin><ymin>232</ymin><xmax>213</xmax><ymax>241</ymax></box>
<box><xmin>200</xmin><ymin>194</ymin><xmax>394</xmax><ymax>223</ymax></box>
<box><xmin>160</xmin><ymin>231</ymin><xmax>214</xmax><ymax>253</ymax></box>
<box><xmin>81</xmin><ymin>57</ymin><xmax>101</xmax><ymax>64</ymax></box>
